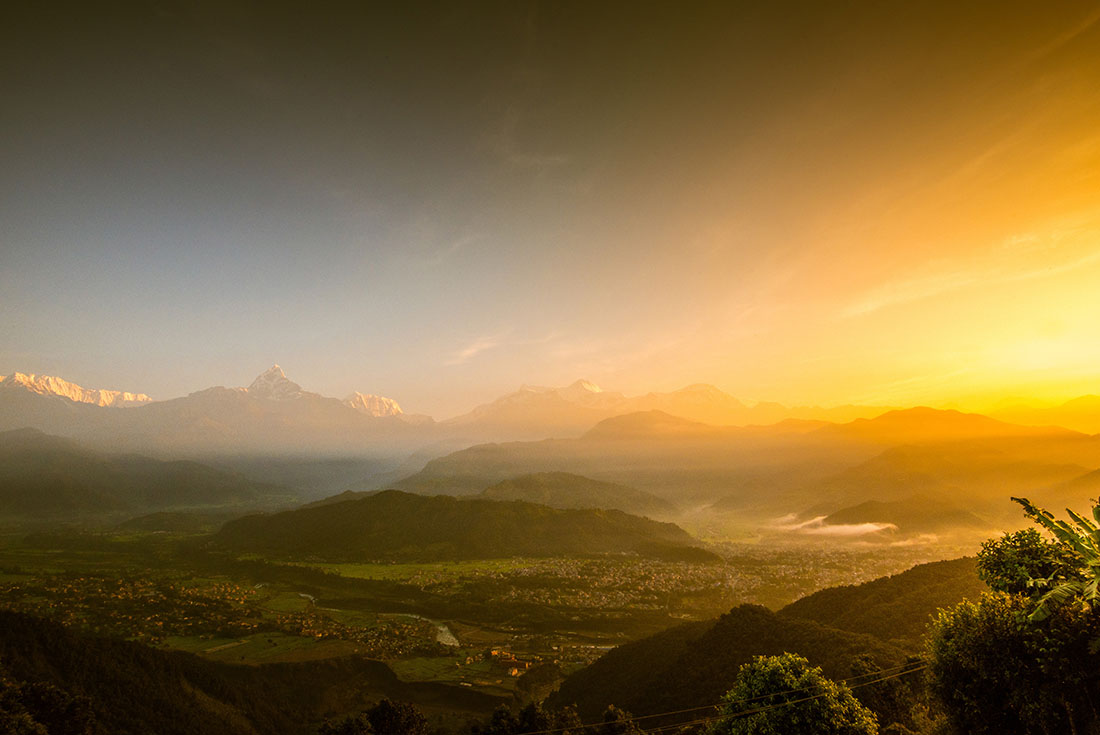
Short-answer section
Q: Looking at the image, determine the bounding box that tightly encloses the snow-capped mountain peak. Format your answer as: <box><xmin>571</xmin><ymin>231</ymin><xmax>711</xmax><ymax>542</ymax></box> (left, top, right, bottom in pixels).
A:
<box><xmin>246</xmin><ymin>364</ymin><xmax>304</xmax><ymax>400</ymax></box>
<box><xmin>343</xmin><ymin>391</ymin><xmax>403</xmax><ymax>417</ymax></box>
<box><xmin>0</xmin><ymin>372</ymin><xmax>153</xmax><ymax>407</ymax></box>
<box><xmin>556</xmin><ymin>379</ymin><xmax>604</xmax><ymax>403</ymax></box>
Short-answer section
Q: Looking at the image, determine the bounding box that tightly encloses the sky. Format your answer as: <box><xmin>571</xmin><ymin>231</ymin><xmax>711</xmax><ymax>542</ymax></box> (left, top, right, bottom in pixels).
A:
<box><xmin>3</xmin><ymin>1</ymin><xmax>1100</xmax><ymax>418</ymax></box>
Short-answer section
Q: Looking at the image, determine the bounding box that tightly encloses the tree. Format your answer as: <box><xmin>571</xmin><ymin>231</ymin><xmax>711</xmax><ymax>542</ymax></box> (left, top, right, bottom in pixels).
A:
<box><xmin>0</xmin><ymin>664</ymin><xmax>94</xmax><ymax>735</ymax></box>
<box><xmin>364</xmin><ymin>700</ymin><xmax>429</xmax><ymax>735</ymax></box>
<box><xmin>318</xmin><ymin>700</ymin><xmax>428</xmax><ymax>735</ymax></box>
<box><xmin>318</xmin><ymin>713</ymin><xmax>373</xmax><ymax>735</ymax></box>
<box><xmin>926</xmin><ymin>497</ymin><xmax>1100</xmax><ymax>734</ymax></box>
<box><xmin>705</xmin><ymin>653</ymin><xmax>878</xmax><ymax>735</ymax></box>
<box><xmin>926</xmin><ymin>591</ymin><xmax>1100</xmax><ymax>734</ymax></box>
<box><xmin>467</xmin><ymin>703</ymin><xmax>585</xmax><ymax>735</ymax></box>
<box><xmin>847</xmin><ymin>654</ymin><xmax>937</xmax><ymax>735</ymax></box>
<box><xmin>595</xmin><ymin>705</ymin><xmax>646</xmax><ymax>734</ymax></box>
<box><xmin>977</xmin><ymin>527</ymin><xmax>1082</xmax><ymax>597</ymax></box>
<box><xmin>1011</xmin><ymin>497</ymin><xmax>1100</xmax><ymax>623</ymax></box>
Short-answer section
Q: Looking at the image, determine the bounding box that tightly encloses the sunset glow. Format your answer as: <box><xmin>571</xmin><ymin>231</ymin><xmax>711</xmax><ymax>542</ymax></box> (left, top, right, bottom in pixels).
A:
<box><xmin>2</xmin><ymin>2</ymin><xmax>1099</xmax><ymax>415</ymax></box>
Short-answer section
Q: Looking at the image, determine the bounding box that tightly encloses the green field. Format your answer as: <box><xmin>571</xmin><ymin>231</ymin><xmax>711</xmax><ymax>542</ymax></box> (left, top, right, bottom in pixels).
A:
<box><xmin>163</xmin><ymin>632</ymin><xmax>363</xmax><ymax>663</ymax></box>
<box><xmin>392</xmin><ymin>655</ymin><xmax>517</xmax><ymax>698</ymax></box>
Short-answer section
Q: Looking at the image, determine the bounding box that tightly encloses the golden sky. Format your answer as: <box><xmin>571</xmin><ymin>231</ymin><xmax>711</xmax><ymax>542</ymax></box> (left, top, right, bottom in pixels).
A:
<box><xmin>2</xmin><ymin>2</ymin><xmax>1100</xmax><ymax>415</ymax></box>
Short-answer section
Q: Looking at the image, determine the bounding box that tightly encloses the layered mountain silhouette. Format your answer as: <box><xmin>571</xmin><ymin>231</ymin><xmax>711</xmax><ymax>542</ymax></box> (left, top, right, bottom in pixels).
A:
<box><xmin>993</xmin><ymin>395</ymin><xmax>1100</xmax><ymax>434</ymax></box>
<box><xmin>443</xmin><ymin>380</ymin><xmax>892</xmax><ymax>441</ymax></box>
<box><xmin>397</xmin><ymin>408</ymin><xmax>1100</xmax><ymax>528</ymax></box>
<box><xmin>4</xmin><ymin>365</ymin><xmax>1100</xmax><ymax>528</ymax></box>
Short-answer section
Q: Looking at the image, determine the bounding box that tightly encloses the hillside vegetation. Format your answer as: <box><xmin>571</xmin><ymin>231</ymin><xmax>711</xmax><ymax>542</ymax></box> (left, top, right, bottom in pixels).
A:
<box><xmin>549</xmin><ymin>558</ymin><xmax>986</xmax><ymax>721</ymax></box>
<box><xmin>215</xmin><ymin>490</ymin><xmax>717</xmax><ymax>562</ymax></box>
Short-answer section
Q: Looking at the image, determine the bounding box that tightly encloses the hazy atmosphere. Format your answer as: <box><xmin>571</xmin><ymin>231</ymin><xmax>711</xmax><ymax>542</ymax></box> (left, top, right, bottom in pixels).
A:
<box><xmin>5</xmin><ymin>2</ymin><xmax>1100</xmax><ymax>416</ymax></box>
<box><xmin>5</xmin><ymin>3</ymin><xmax>1100</xmax><ymax>734</ymax></box>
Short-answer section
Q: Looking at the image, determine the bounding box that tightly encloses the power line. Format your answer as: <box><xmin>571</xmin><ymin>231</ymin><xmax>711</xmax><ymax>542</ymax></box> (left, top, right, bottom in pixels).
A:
<box><xmin>639</xmin><ymin>664</ymin><xmax>930</xmax><ymax>734</ymax></box>
<box><xmin>506</xmin><ymin>659</ymin><xmax>929</xmax><ymax>735</ymax></box>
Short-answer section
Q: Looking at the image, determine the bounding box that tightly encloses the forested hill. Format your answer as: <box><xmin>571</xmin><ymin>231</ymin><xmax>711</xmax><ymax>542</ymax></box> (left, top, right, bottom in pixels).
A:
<box><xmin>549</xmin><ymin>557</ymin><xmax>986</xmax><ymax>721</ymax></box>
<box><xmin>214</xmin><ymin>490</ymin><xmax>718</xmax><ymax>562</ymax></box>
<box><xmin>547</xmin><ymin>604</ymin><xmax>907</xmax><ymax>721</ymax></box>
<box><xmin>778</xmin><ymin>557</ymin><xmax>987</xmax><ymax>647</ymax></box>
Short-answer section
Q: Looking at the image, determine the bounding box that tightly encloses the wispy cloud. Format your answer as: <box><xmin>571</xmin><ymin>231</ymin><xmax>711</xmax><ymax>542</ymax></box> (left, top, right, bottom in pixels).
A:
<box><xmin>444</xmin><ymin>330</ymin><xmax>560</xmax><ymax>368</ymax></box>
<box><xmin>1023</xmin><ymin>6</ymin><xmax>1100</xmax><ymax>65</ymax></box>
<box><xmin>842</xmin><ymin>223</ymin><xmax>1100</xmax><ymax>318</ymax></box>
<box><xmin>424</xmin><ymin>235</ymin><xmax>478</xmax><ymax>267</ymax></box>
<box><xmin>445</xmin><ymin>334</ymin><xmax>505</xmax><ymax>366</ymax></box>
<box><xmin>772</xmin><ymin>515</ymin><xmax>897</xmax><ymax>536</ymax></box>
<box><xmin>484</xmin><ymin>107</ymin><xmax>570</xmax><ymax>177</ymax></box>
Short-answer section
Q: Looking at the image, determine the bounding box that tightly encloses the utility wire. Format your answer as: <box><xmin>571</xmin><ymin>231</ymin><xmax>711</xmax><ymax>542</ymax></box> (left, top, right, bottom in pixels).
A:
<box><xmin>638</xmin><ymin>664</ymin><xmax>930</xmax><ymax>734</ymax></box>
<box><xmin>507</xmin><ymin>659</ymin><xmax>929</xmax><ymax>735</ymax></box>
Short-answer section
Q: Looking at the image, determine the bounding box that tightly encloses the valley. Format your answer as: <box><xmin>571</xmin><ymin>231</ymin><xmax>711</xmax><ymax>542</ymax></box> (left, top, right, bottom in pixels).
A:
<box><xmin>0</xmin><ymin>367</ymin><xmax>1095</xmax><ymax>732</ymax></box>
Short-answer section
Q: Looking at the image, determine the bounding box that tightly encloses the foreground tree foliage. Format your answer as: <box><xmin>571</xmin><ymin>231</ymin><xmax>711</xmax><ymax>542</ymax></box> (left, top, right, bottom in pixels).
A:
<box><xmin>976</xmin><ymin>527</ymin><xmax>1083</xmax><ymax>597</ymax></box>
<box><xmin>0</xmin><ymin>663</ymin><xmax>95</xmax><ymax>735</ymax></box>
<box><xmin>705</xmin><ymin>653</ymin><xmax>878</xmax><ymax>735</ymax></box>
<box><xmin>1011</xmin><ymin>497</ymin><xmax>1100</xmax><ymax>623</ymax></box>
<box><xmin>928</xmin><ymin>497</ymin><xmax>1100</xmax><ymax>734</ymax></box>
<box><xmin>465</xmin><ymin>702</ymin><xmax>643</xmax><ymax>735</ymax></box>
<box><xmin>927</xmin><ymin>592</ymin><xmax>1100</xmax><ymax>734</ymax></box>
<box><xmin>847</xmin><ymin>654</ymin><xmax>940</xmax><ymax>735</ymax></box>
<box><xmin>317</xmin><ymin>699</ymin><xmax>430</xmax><ymax>735</ymax></box>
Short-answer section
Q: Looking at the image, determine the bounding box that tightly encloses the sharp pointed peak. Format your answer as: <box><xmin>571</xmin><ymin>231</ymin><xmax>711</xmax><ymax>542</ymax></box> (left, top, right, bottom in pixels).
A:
<box><xmin>247</xmin><ymin>364</ymin><xmax>302</xmax><ymax>400</ymax></box>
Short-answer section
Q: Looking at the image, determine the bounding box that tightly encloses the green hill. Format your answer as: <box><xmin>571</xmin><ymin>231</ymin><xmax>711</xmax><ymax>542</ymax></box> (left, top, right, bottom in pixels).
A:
<box><xmin>214</xmin><ymin>490</ymin><xmax>717</xmax><ymax>562</ymax></box>
<box><xmin>779</xmin><ymin>557</ymin><xmax>988</xmax><ymax>648</ymax></box>
<box><xmin>477</xmin><ymin>472</ymin><xmax>675</xmax><ymax>517</ymax></box>
<box><xmin>0</xmin><ymin>428</ymin><xmax>295</xmax><ymax>519</ymax></box>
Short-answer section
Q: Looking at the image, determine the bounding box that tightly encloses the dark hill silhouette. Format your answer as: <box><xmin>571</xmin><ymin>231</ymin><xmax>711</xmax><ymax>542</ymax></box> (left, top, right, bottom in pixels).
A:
<box><xmin>0</xmin><ymin>610</ymin><xmax>502</xmax><ymax>735</ymax></box>
<box><xmin>548</xmin><ymin>604</ymin><xmax>906</xmax><ymax>722</ymax></box>
<box><xmin>215</xmin><ymin>490</ymin><xmax>717</xmax><ymax>562</ymax></box>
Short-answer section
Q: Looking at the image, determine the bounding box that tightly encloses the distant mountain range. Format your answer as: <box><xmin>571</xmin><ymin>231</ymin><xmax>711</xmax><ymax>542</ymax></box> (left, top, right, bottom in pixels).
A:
<box><xmin>399</xmin><ymin>407</ymin><xmax>1100</xmax><ymax>534</ymax></box>
<box><xmin>992</xmin><ymin>395</ymin><xmax>1100</xmax><ymax>434</ymax></box>
<box><xmin>0</xmin><ymin>372</ymin><xmax>152</xmax><ymax>406</ymax></box>
<box><xmin>0</xmin><ymin>365</ymin><xmax>427</xmax><ymax>462</ymax></box>
<box><xmin>214</xmin><ymin>489</ymin><xmax>718</xmax><ymax>562</ymax></box>
<box><xmin>443</xmin><ymin>379</ymin><xmax>893</xmax><ymax>440</ymax></box>
<box><xmin>4</xmin><ymin>364</ymin><xmax>1100</xmax><ymax>530</ymax></box>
